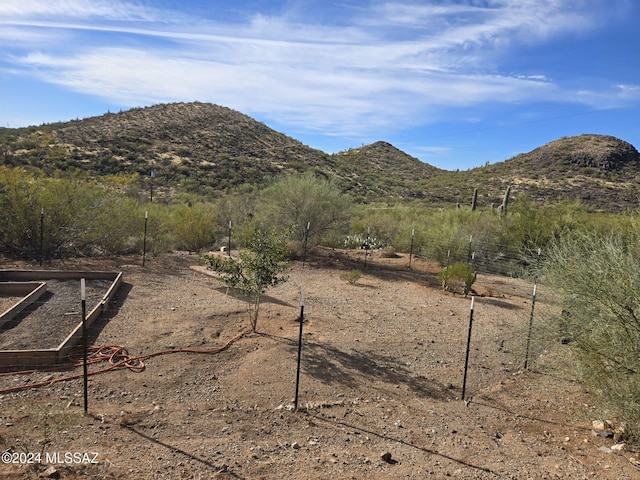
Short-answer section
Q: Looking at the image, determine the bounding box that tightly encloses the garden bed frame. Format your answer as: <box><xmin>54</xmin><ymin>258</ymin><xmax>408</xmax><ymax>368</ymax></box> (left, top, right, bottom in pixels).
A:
<box><xmin>0</xmin><ymin>270</ymin><xmax>122</xmax><ymax>369</ymax></box>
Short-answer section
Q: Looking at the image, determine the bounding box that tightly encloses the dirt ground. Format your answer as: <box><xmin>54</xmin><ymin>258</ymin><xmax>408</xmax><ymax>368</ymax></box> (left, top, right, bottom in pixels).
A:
<box><xmin>0</xmin><ymin>249</ymin><xmax>638</xmax><ymax>479</ymax></box>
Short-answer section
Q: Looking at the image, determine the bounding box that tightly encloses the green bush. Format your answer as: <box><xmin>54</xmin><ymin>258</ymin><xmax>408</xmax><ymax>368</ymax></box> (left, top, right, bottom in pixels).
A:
<box><xmin>202</xmin><ymin>226</ymin><xmax>289</xmax><ymax>332</ymax></box>
<box><xmin>340</xmin><ymin>269</ymin><xmax>362</xmax><ymax>284</ymax></box>
<box><xmin>165</xmin><ymin>202</ymin><xmax>216</xmax><ymax>252</ymax></box>
<box><xmin>438</xmin><ymin>262</ymin><xmax>476</xmax><ymax>296</ymax></box>
<box><xmin>255</xmin><ymin>172</ymin><xmax>352</xmax><ymax>244</ymax></box>
<box><xmin>0</xmin><ymin>167</ymin><xmax>141</xmax><ymax>258</ymax></box>
<box><xmin>542</xmin><ymin>231</ymin><xmax>640</xmax><ymax>442</ymax></box>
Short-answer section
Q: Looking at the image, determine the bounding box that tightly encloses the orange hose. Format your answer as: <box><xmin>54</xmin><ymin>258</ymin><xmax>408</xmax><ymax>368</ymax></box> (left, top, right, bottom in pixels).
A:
<box><xmin>0</xmin><ymin>331</ymin><xmax>245</xmax><ymax>395</ymax></box>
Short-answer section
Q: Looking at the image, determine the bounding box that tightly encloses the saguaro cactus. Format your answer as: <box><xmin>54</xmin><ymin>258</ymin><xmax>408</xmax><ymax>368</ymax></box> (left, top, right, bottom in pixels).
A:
<box><xmin>501</xmin><ymin>186</ymin><xmax>511</xmax><ymax>216</ymax></box>
<box><xmin>471</xmin><ymin>188</ymin><xmax>478</xmax><ymax>212</ymax></box>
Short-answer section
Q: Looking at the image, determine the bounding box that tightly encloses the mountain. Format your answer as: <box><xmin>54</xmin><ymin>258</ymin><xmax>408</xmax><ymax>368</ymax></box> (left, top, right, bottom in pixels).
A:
<box><xmin>425</xmin><ymin>134</ymin><xmax>640</xmax><ymax>211</ymax></box>
<box><xmin>1</xmin><ymin>102</ymin><xmax>639</xmax><ymax>210</ymax></box>
<box><xmin>0</xmin><ymin>102</ymin><xmax>433</xmax><ymax>200</ymax></box>
<box><xmin>0</xmin><ymin>102</ymin><xmax>334</xmax><ymax>194</ymax></box>
<box><xmin>332</xmin><ymin>141</ymin><xmax>441</xmax><ymax>201</ymax></box>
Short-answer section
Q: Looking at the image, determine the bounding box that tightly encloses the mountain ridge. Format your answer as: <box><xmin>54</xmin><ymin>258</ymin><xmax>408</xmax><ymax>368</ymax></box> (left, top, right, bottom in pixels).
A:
<box><xmin>1</xmin><ymin>102</ymin><xmax>638</xmax><ymax>210</ymax></box>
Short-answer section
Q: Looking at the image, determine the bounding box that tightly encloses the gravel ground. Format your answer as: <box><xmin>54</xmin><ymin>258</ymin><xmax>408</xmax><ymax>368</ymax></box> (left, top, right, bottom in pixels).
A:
<box><xmin>0</xmin><ymin>250</ymin><xmax>638</xmax><ymax>479</ymax></box>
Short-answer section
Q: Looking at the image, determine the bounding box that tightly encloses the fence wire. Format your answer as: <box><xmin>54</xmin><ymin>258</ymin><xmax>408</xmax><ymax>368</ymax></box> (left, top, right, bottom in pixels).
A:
<box><xmin>0</xmin><ymin>229</ymin><xmax>563</xmax><ymax>385</ymax></box>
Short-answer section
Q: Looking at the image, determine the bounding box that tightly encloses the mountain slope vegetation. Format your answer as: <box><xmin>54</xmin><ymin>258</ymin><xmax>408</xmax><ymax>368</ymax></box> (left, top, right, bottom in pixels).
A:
<box><xmin>435</xmin><ymin>134</ymin><xmax>640</xmax><ymax>211</ymax></box>
<box><xmin>1</xmin><ymin>102</ymin><xmax>638</xmax><ymax>210</ymax></box>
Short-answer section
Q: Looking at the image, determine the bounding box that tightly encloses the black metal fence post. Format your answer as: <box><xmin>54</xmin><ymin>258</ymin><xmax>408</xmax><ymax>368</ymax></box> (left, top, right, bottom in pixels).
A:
<box><xmin>524</xmin><ymin>283</ymin><xmax>537</xmax><ymax>370</ymax></box>
<box><xmin>408</xmin><ymin>228</ymin><xmax>415</xmax><ymax>269</ymax></box>
<box><xmin>461</xmin><ymin>296</ymin><xmax>475</xmax><ymax>400</ymax></box>
<box><xmin>143</xmin><ymin>211</ymin><xmax>148</xmax><ymax>267</ymax></box>
<box><xmin>302</xmin><ymin>222</ymin><xmax>310</xmax><ymax>269</ymax></box>
<box><xmin>150</xmin><ymin>169</ymin><xmax>155</xmax><ymax>202</ymax></box>
<box><xmin>294</xmin><ymin>288</ymin><xmax>305</xmax><ymax>411</ymax></box>
<box><xmin>81</xmin><ymin>279</ymin><xmax>88</xmax><ymax>414</ymax></box>
<box><xmin>39</xmin><ymin>207</ymin><xmax>44</xmax><ymax>266</ymax></box>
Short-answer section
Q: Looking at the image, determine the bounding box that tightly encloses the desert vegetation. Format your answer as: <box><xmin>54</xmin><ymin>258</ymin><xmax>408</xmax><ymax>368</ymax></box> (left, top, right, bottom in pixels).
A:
<box><xmin>2</xmin><ymin>165</ymin><xmax>640</xmax><ymax>444</ymax></box>
<box><xmin>202</xmin><ymin>226</ymin><xmax>290</xmax><ymax>332</ymax></box>
<box><xmin>2</xmin><ymin>103</ymin><xmax>640</xmax><ymax>450</ymax></box>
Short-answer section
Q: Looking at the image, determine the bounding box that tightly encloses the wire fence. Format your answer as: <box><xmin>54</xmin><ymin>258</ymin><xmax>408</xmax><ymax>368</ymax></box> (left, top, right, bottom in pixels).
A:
<box><xmin>0</xmin><ymin>227</ymin><xmax>564</xmax><ymax>406</ymax></box>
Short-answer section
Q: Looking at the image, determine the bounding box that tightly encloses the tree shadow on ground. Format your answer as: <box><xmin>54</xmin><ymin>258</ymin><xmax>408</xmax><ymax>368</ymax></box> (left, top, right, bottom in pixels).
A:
<box><xmin>472</xmin><ymin>396</ymin><xmax>591</xmax><ymax>432</ymax></box>
<box><xmin>304</xmin><ymin>248</ymin><xmax>442</xmax><ymax>290</ymax></box>
<box><xmin>287</xmin><ymin>338</ymin><xmax>458</xmax><ymax>401</ymax></box>
<box><xmin>477</xmin><ymin>297</ymin><xmax>524</xmax><ymax>310</ymax></box>
<box><xmin>211</xmin><ymin>286</ymin><xmax>294</xmax><ymax>307</ymax></box>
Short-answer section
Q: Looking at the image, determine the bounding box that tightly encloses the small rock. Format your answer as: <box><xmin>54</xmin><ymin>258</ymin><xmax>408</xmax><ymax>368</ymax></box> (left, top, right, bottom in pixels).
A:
<box><xmin>592</xmin><ymin>420</ymin><xmax>614</xmax><ymax>438</ymax></box>
<box><xmin>592</xmin><ymin>420</ymin><xmax>608</xmax><ymax>430</ymax></box>
<box><xmin>611</xmin><ymin>443</ymin><xmax>625</xmax><ymax>452</ymax></box>
<box><xmin>381</xmin><ymin>452</ymin><xmax>393</xmax><ymax>463</ymax></box>
<box><xmin>42</xmin><ymin>465</ymin><xmax>60</xmax><ymax>478</ymax></box>
<box><xmin>599</xmin><ymin>446</ymin><xmax>613</xmax><ymax>454</ymax></box>
<box><xmin>292</xmin><ymin>442</ymin><xmax>300</xmax><ymax>450</ymax></box>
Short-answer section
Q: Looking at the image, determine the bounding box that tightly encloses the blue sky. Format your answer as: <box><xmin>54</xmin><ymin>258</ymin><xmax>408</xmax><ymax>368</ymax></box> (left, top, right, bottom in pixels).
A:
<box><xmin>1</xmin><ymin>0</ymin><xmax>639</xmax><ymax>170</ymax></box>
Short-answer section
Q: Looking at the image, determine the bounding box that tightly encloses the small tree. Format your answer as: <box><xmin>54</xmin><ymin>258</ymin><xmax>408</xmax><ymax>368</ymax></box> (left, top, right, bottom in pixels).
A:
<box><xmin>202</xmin><ymin>227</ymin><xmax>289</xmax><ymax>332</ymax></box>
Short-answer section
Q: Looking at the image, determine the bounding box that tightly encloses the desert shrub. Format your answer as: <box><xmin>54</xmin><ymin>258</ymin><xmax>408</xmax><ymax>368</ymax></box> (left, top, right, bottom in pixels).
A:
<box><xmin>211</xmin><ymin>191</ymin><xmax>257</xmax><ymax>247</ymax></box>
<box><xmin>0</xmin><ymin>167</ymin><xmax>141</xmax><ymax>258</ymax></box>
<box><xmin>542</xmin><ymin>230</ymin><xmax>640</xmax><ymax>442</ymax></box>
<box><xmin>392</xmin><ymin>225</ymin><xmax>426</xmax><ymax>257</ymax></box>
<box><xmin>165</xmin><ymin>202</ymin><xmax>216</xmax><ymax>252</ymax></box>
<box><xmin>352</xmin><ymin>208</ymin><xmax>401</xmax><ymax>247</ymax></box>
<box><xmin>136</xmin><ymin>212</ymin><xmax>176</xmax><ymax>256</ymax></box>
<box><xmin>438</xmin><ymin>262</ymin><xmax>476</xmax><ymax>296</ymax></box>
<box><xmin>340</xmin><ymin>269</ymin><xmax>362</xmax><ymax>284</ymax></box>
<box><xmin>421</xmin><ymin>208</ymin><xmax>475</xmax><ymax>265</ymax></box>
<box><xmin>286</xmin><ymin>240</ymin><xmax>308</xmax><ymax>260</ymax></box>
<box><xmin>256</xmin><ymin>172</ymin><xmax>352</xmax><ymax>244</ymax></box>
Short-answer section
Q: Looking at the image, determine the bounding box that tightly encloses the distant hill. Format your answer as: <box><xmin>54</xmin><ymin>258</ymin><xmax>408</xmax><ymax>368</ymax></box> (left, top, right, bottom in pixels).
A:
<box><xmin>1</xmin><ymin>102</ymin><xmax>639</xmax><ymax>210</ymax></box>
<box><xmin>332</xmin><ymin>141</ymin><xmax>441</xmax><ymax>200</ymax></box>
<box><xmin>428</xmin><ymin>134</ymin><xmax>640</xmax><ymax>211</ymax></box>
<box><xmin>0</xmin><ymin>102</ymin><xmax>334</xmax><ymax>194</ymax></box>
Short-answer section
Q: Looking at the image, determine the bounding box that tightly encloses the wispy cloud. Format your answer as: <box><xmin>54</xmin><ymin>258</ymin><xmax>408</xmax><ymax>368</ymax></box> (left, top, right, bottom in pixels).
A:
<box><xmin>0</xmin><ymin>0</ymin><xmax>166</xmax><ymax>22</ymax></box>
<box><xmin>1</xmin><ymin>0</ymin><xmax>637</xmax><ymax>137</ymax></box>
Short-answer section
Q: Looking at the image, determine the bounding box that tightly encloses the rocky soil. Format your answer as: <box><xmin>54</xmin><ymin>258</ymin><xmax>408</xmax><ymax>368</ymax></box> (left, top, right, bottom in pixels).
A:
<box><xmin>0</xmin><ymin>249</ymin><xmax>638</xmax><ymax>479</ymax></box>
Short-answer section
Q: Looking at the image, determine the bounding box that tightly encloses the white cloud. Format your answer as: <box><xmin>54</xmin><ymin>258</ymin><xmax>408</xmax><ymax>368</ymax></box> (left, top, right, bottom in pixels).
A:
<box><xmin>615</xmin><ymin>84</ymin><xmax>640</xmax><ymax>95</ymax></box>
<box><xmin>1</xmin><ymin>0</ymin><xmax>635</xmax><ymax>137</ymax></box>
<box><xmin>0</xmin><ymin>0</ymin><xmax>164</xmax><ymax>22</ymax></box>
<box><xmin>14</xmin><ymin>41</ymin><xmax>560</xmax><ymax>137</ymax></box>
